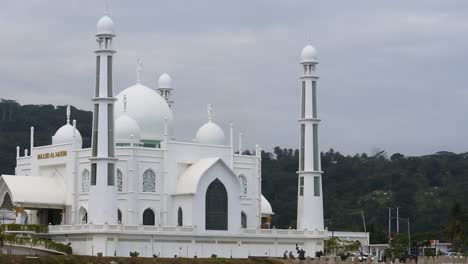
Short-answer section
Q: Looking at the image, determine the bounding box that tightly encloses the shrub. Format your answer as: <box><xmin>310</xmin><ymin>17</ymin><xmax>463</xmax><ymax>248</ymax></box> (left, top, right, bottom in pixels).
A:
<box><xmin>0</xmin><ymin>233</ymin><xmax>72</xmax><ymax>254</ymax></box>
<box><xmin>0</xmin><ymin>224</ymin><xmax>48</xmax><ymax>233</ymax></box>
<box><xmin>129</xmin><ymin>251</ymin><xmax>139</xmax><ymax>257</ymax></box>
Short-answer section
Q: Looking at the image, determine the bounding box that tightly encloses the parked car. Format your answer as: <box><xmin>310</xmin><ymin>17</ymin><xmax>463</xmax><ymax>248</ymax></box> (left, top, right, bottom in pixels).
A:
<box><xmin>349</xmin><ymin>252</ymin><xmax>374</xmax><ymax>262</ymax></box>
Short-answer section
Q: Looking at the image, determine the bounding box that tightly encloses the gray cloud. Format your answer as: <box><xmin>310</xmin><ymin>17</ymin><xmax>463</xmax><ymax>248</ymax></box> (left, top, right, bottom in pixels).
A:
<box><xmin>1</xmin><ymin>0</ymin><xmax>467</xmax><ymax>156</ymax></box>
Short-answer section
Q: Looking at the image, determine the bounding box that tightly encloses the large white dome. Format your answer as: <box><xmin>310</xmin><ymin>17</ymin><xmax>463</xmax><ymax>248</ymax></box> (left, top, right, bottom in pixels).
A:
<box><xmin>115</xmin><ymin>114</ymin><xmax>141</xmax><ymax>144</ymax></box>
<box><xmin>115</xmin><ymin>83</ymin><xmax>173</xmax><ymax>142</ymax></box>
<box><xmin>301</xmin><ymin>44</ymin><xmax>318</xmax><ymax>63</ymax></box>
<box><xmin>195</xmin><ymin>121</ymin><xmax>225</xmax><ymax>145</ymax></box>
<box><xmin>261</xmin><ymin>195</ymin><xmax>274</xmax><ymax>215</ymax></box>
<box><xmin>97</xmin><ymin>15</ymin><xmax>115</xmax><ymax>36</ymax></box>
<box><xmin>52</xmin><ymin>123</ymin><xmax>82</xmax><ymax>147</ymax></box>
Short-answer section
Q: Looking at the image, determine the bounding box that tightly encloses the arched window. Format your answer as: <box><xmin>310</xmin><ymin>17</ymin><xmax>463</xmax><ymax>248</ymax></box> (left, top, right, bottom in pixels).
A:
<box><xmin>82</xmin><ymin>169</ymin><xmax>90</xmax><ymax>192</ymax></box>
<box><xmin>79</xmin><ymin>207</ymin><xmax>87</xmax><ymax>224</ymax></box>
<box><xmin>177</xmin><ymin>207</ymin><xmax>183</xmax><ymax>226</ymax></box>
<box><xmin>239</xmin><ymin>174</ymin><xmax>247</xmax><ymax>195</ymax></box>
<box><xmin>117</xmin><ymin>209</ymin><xmax>122</xmax><ymax>224</ymax></box>
<box><xmin>205</xmin><ymin>179</ymin><xmax>228</xmax><ymax>230</ymax></box>
<box><xmin>1</xmin><ymin>193</ymin><xmax>14</xmax><ymax>209</ymax></box>
<box><xmin>142</xmin><ymin>169</ymin><xmax>156</xmax><ymax>192</ymax></box>
<box><xmin>241</xmin><ymin>212</ymin><xmax>247</xmax><ymax>228</ymax></box>
<box><xmin>117</xmin><ymin>169</ymin><xmax>123</xmax><ymax>192</ymax></box>
<box><xmin>143</xmin><ymin>208</ymin><xmax>155</xmax><ymax>226</ymax></box>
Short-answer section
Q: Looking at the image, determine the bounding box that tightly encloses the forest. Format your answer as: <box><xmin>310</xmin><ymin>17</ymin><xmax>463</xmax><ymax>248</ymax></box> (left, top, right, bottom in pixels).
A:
<box><xmin>0</xmin><ymin>99</ymin><xmax>467</xmax><ymax>248</ymax></box>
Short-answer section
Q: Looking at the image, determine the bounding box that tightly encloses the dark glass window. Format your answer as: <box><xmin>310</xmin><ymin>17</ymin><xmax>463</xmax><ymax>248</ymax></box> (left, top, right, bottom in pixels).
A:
<box><xmin>95</xmin><ymin>56</ymin><xmax>100</xmax><ymax>97</ymax></box>
<box><xmin>178</xmin><ymin>207</ymin><xmax>183</xmax><ymax>226</ymax></box>
<box><xmin>91</xmin><ymin>163</ymin><xmax>97</xmax><ymax>186</ymax></box>
<box><xmin>143</xmin><ymin>209</ymin><xmax>155</xmax><ymax>226</ymax></box>
<box><xmin>108</xmin><ymin>104</ymin><xmax>114</xmax><ymax>157</ymax></box>
<box><xmin>91</xmin><ymin>104</ymin><xmax>99</xmax><ymax>157</ymax></box>
<box><xmin>299</xmin><ymin>176</ymin><xmax>304</xmax><ymax>196</ymax></box>
<box><xmin>300</xmin><ymin>124</ymin><xmax>305</xmax><ymax>171</ymax></box>
<box><xmin>312</xmin><ymin>81</ymin><xmax>317</xmax><ymax>118</ymax></box>
<box><xmin>301</xmin><ymin>81</ymin><xmax>306</xmax><ymax>118</ymax></box>
<box><xmin>313</xmin><ymin>124</ymin><xmax>319</xmax><ymax>171</ymax></box>
<box><xmin>107</xmin><ymin>56</ymin><xmax>113</xmax><ymax>97</ymax></box>
<box><xmin>117</xmin><ymin>209</ymin><xmax>122</xmax><ymax>224</ymax></box>
<box><xmin>314</xmin><ymin>176</ymin><xmax>321</xmax><ymax>196</ymax></box>
<box><xmin>205</xmin><ymin>179</ymin><xmax>228</xmax><ymax>230</ymax></box>
<box><xmin>241</xmin><ymin>212</ymin><xmax>247</xmax><ymax>228</ymax></box>
<box><xmin>108</xmin><ymin>163</ymin><xmax>115</xmax><ymax>186</ymax></box>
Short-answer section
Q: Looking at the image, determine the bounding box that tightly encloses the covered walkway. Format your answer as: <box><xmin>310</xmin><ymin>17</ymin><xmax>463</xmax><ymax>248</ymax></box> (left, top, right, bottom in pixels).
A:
<box><xmin>0</xmin><ymin>175</ymin><xmax>66</xmax><ymax>225</ymax></box>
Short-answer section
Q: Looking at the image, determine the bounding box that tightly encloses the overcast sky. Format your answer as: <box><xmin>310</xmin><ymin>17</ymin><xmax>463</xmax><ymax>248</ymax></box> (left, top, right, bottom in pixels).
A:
<box><xmin>1</xmin><ymin>1</ymin><xmax>468</xmax><ymax>156</ymax></box>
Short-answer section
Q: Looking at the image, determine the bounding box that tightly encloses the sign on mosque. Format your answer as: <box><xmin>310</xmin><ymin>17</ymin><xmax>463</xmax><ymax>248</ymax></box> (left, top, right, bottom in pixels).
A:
<box><xmin>37</xmin><ymin>151</ymin><xmax>67</xmax><ymax>160</ymax></box>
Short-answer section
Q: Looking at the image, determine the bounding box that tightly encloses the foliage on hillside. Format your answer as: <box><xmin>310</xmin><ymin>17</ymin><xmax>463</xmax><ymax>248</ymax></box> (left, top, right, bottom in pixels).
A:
<box><xmin>0</xmin><ymin>99</ymin><xmax>92</xmax><ymax>175</ymax></box>
<box><xmin>261</xmin><ymin>147</ymin><xmax>468</xmax><ymax>245</ymax></box>
<box><xmin>1</xmin><ymin>100</ymin><xmax>467</xmax><ymax>246</ymax></box>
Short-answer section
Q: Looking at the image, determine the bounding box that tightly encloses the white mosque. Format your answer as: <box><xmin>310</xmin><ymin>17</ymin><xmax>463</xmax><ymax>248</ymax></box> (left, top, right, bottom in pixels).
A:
<box><xmin>0</xmin><ymin>13</ymin><xmax>367</xmax><ymax>257</ymax></box>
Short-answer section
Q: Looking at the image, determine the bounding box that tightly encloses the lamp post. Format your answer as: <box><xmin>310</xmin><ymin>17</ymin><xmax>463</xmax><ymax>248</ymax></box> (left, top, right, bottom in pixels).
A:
<box><xmin>388</xmin><ymin>207</ymin><xmax>392</xmax><ymax>242</ymax></box>
<box><xmin>406</xmin><ymin>218</ymin><xmax>410</xmax><ymax>255</ymax></box>
<box><xmin>392</xmin><ymin>217</ymin><xmax>410</xmax><ymax>255</ymax></box>
<box><xmin>348</xmin><ymin>211</ymin><xmax>368</xmax><ymax>254</ymax></box>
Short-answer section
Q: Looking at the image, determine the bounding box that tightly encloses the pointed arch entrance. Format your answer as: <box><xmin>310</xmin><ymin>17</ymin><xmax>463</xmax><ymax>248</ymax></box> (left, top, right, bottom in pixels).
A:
<box><xmin>205</xmin><ymin>179</ymin><xmax>228</xmax><ymax>230</ymax></box>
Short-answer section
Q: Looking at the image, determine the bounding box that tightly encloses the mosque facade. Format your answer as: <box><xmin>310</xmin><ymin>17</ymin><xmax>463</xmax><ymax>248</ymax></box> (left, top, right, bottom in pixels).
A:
<box><xmin>0</xmin><ymin>13</ymin><xmax>367</xmax><ymax>258</ymax></box>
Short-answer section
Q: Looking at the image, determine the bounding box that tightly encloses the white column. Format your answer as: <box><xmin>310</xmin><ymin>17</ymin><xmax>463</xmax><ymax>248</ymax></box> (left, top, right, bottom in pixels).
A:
<box><xmin>230</xmin><ymin>123</ymin><xmax>234</xmax><ymax>168</ymax></box>
<box><xmin>88</xmin><ymin>24</ymin><xmax>118</xmax><ymax>226</ymax></box>
<box><xmin>238</xmin><ymin>132</ymin><xmax>243</xmax><ymax>154</ymax></box>
<box><xmin>30</xmin><ymin>127</ymin><xmax>34</xmax><ymax>151</ymax></box>
<box><xmin>297</xmin><ymin>45</ymin><xmax>324</xmax><ymax>231</ymax></box>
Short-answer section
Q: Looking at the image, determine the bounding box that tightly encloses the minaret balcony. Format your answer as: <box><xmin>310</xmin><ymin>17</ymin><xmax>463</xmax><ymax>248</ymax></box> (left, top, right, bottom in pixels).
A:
<box><xmin>91</xmin><ymin>97</ymin><xmax>118</xmax><ymax>102</ymax></box>
<box><xmin>95</xmin><ymin>49</ymin><xmax>116</xmax><ymax>54</ymax></box>
<box><xmin>299</xmin><ymin>74</ymin><xmax>319</xmax><ymax>79</ymax></box>
<box><xmin>298</xmin><ymin>117</ymin><xmax>321</xmax><ymax>124</ymax></box>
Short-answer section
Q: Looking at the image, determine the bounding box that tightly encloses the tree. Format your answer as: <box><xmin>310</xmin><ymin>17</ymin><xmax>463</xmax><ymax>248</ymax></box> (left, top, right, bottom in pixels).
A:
<box><xmin>444</xmin><ymin>201</ymin><xmax>467</xmax><ymax>251</ymax></box>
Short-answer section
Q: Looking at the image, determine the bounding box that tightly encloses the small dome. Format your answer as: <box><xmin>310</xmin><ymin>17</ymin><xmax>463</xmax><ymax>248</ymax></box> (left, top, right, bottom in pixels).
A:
<box><xmin>158</xmin><ymin>73</ymin><xmax>172</xmax><ymax>89</ymax></box>
<box><xmin>300</xmin><ymin>44</ymin><xmax>318</xmax><ymax>63</ymax></box>
<box><xmin>261</xmin><ymin>195</ymin><xmax>274</xmax><ymax>215</ymax></box>
<box><xmin>195</xmin><ymin>121</ymin><xmax>225</xmax><ymax>145</ymax></box>
<box><xmin>115</xmin><ymin>114</ymin><xmax>141</xmax><ymax>143</ymax></box>
<box><xmin>115</xmin><ymin>83</ymin><xmax>173</xmax><ymax>142</ymax></box>
<box><xmin>97</xmin><ymin>15</ymin><xmax>115</xmax><ymax>35</ymax></box>
<box><xmin>52</xmin><ymin>123</ymin><xmax>82</xmax><ymax>147</ymax></box>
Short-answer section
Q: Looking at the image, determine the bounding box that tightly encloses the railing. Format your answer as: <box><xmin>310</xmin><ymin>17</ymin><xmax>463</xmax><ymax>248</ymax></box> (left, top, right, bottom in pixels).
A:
<box><xmin>1</xmin><ymin>224</ymin><xmax>48</xmax><ymax>234</ymax></box>
<box><xmin>0</xmin><ymin>234</ymin><xmax>72</xmax><ymax>254</ymax></box>
<box><xmin>48</xmin><ymin>224</ymin><xmax>327</xmax><ymax>237</ymax></box>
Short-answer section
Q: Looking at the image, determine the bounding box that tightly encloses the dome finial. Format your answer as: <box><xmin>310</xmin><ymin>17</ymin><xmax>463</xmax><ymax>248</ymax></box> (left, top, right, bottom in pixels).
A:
<box><xmin>66</xmin><ymin>104</ymin><xmax>71</xmax><ymax>124</ymax></box>
<box><xmin>123</xmin><ymin>95</ymin><xmax>127</xmax><ymax>112</ymax></box>
<box><xmin>136</xmin><ymin>58</ymin><xmax>142</xmax><ymax>84</ymax></box>
<box><xmin>207</xmin><ymin>104</ymin><xmax>213</xmax><ymax>122</ymax></box>
<box><xmin>105</xmin><ymin>0</ymin><xmax>109</xmax><ymax>15</ymax></box>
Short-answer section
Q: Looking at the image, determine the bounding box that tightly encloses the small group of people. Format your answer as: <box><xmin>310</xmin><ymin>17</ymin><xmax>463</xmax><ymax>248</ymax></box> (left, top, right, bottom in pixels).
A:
<box><xmin>282</xmin><ymin>244</ymin><xmax>307</xmax><ymax>260</ymax></box>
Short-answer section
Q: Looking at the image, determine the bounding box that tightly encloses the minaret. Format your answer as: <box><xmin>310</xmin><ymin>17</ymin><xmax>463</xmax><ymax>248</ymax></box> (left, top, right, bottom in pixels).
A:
<box><xmin>88</xmin><ymin>12</ymin><xmax>118</xmax><ymax>225</ymax></box>
<box><xmin>296</xmin><ymin>44</ymin><xmax>324</xmax><ymax>230</ymax></box>
<box><xmin>157</xmin><ymin>73</ymin><xmax>174</xmax><ymax>108</ymax></box>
